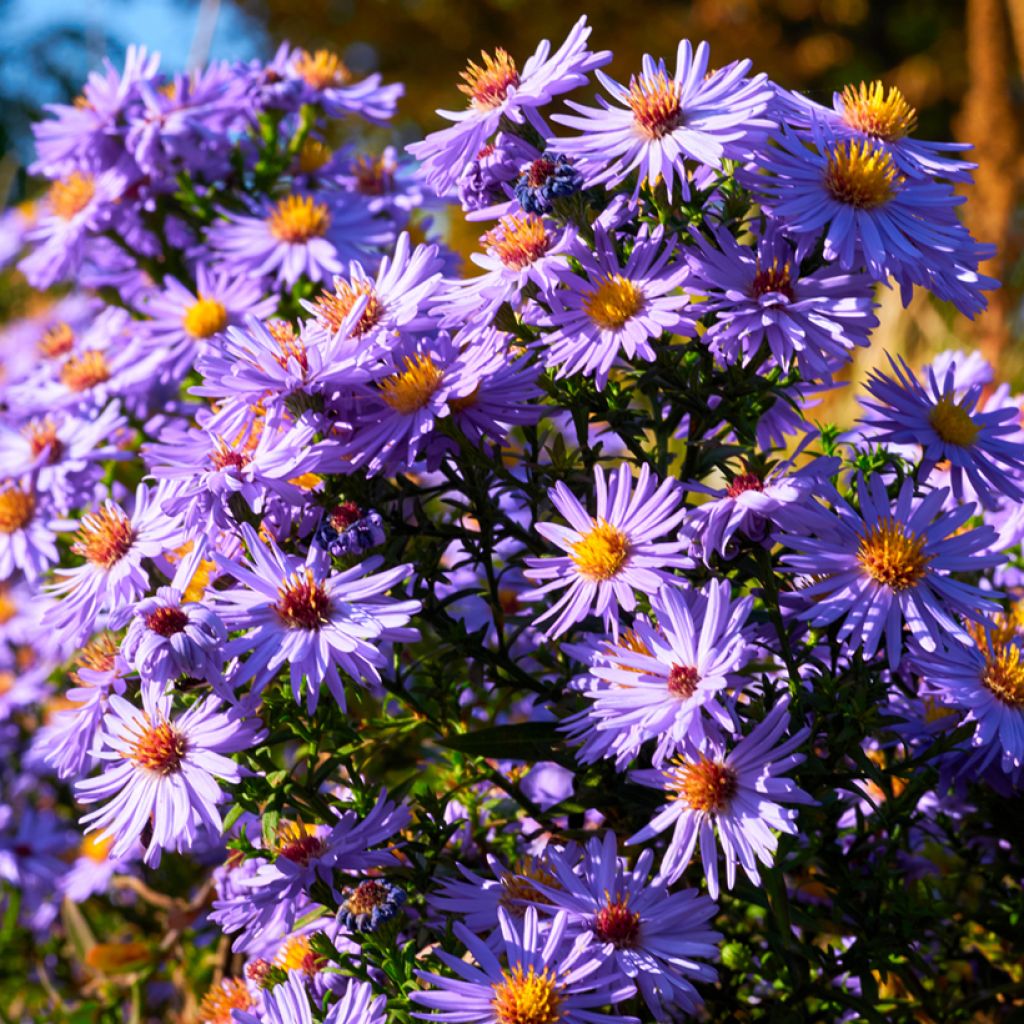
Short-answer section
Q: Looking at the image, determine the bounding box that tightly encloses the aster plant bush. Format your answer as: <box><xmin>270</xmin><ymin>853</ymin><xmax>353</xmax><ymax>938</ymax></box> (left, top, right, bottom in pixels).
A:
<box><xmin>1</xmin><ymin>17</ymin><xmax>1023</xmax><ymax>1024</ymax></box>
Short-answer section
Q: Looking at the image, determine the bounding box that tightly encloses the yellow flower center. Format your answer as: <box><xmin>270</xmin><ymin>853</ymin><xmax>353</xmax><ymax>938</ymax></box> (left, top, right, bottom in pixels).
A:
<box><xmin>491</xmin><ymin>964</ymin><xmax>564</xmax><ymax>1024</ymax></box>
<box><xmin>583</xmin><ymin>274</ymin><xmax>645</xmax><ymax>330</ymax></box>
<box><xmin>626</xmin><ymin>70</ymin><xmax>683</xmax><ymax>139</ymax></box>
<box><xmin>49</xmin><ymin>172</ymin><xmax>96</xmax><ymax>219</ymax></box>
<box><xmin>982</xmin><ymin>643</ymin><xmax>1024</xmax><ymax>707</ymax></box>
<box><xmin>752</xmin><ymin>259</ymin><xmax>795</xmax><ymax>300</ymax></box>
<box><xmin>824</xmin><ymin>141</ymin><xmax>902</xmax><ymax>210</ymax></box>
<box><xmin>483</xmin><ymin>214</ymin><xmax>552</xmax><ymax>271</ymax></box>
<box><xmin>380</xmin><ymin>354</ymin><xmax>443</xmax><ymax>414</ymax></box>
<box><xmin>570</xmin><ymin>519</ymin><xmax>631</xmax><ymax>581</ymax></box>
<box><xmin>0</xmin><ymin>483</ymin><xmax>35</xmax><ymax>533</ymax></box>
<box><xmin>275</xmin><ymin>568</ymin><xmax>332</xmax><ymax>630</ymax></box>
<box><xmin>275</xmin><ymin>933</ymin><xmax>324</xmax><ymax>975</ymax></box>
<box><xmin>39</xmin><ymin>322</ymin><xmax>75</xmax><ymax>358</ymax></box>
<box><xmin>498</xmin><ymin>856</ymin><xmax>560</xmax><ymax>913</ymax></box>
<box><xmin>182</xmin><ymin>295</ymin><xmax>229</xmax><ymax>339</ymax></box>
<box><xmin>75</xmin><ymin>632</ymin><xmax>120</xmax><ymax>676</ymax></box>
<box><xmin>0</xmin><ymin>585</ymin><xmax>15</xmax><ymax>625</ymax></box>
<box><xmin>72</xmin><ymin>505</ymin><xmax>135</xmax><ymax>568</ymax></box>
<box><xmin>666</xmin><ymin>754</ymin><xmax>738</xmax><ymax>813</ymax></box>
<box><xmin>294</xmin><ymin>49</ymin><xmax>351</xmax><ymax>90</ymax></box>
<box><xmin>80</xmin><ymin>832</ymin><xmax>115</xmax><ymax>863</ymax></box>
<box><xmin>198</xmin><ymin>978</ymin><xmax>254</xmax><ymax>1024</ymax></box>
<box><xmin>276</xmin><ymin>821</ymin><xmax>327</xmax><ymax>864</ymax></box>
<box><xmin>856</xmin><ymin>517</ymin><xmax>931</xmax><ymax>591</ymax></box>
<box><xmin>458</xmin><ymin>48</ymin><xmax>520</xmax><ymax>110</ymax></box>
<box><xmin>312</xmin><ymin>277</ymin><xmax>382</xmax><ymax>335</ymax></box>
<box><xmin>130</xmin><ymin>717</ymin><xmax>187</xmax><ymax>774</ymax></box>
<box><xmin>297</xmin><ymin>138</ymin><xmax>333</xmax><ymax>174</ymax></box>
<box><xmin>60</xmin><ymin>351</ymin><xmax>110</xmax><ymax>392</ymax></box>
<box><xmin>268</xmin><ymin>195</ymin><xmax>331</xmax><ymax>243</ymax></box>
<box><xmin>840</xmin><ymin>81</ymin><xmax>918</xmax><ymax>141</ymax></box>
<box><xmin>928</xmin><ymin>396</ymin><xmax>980</xmax><ymax>447</ymax></box>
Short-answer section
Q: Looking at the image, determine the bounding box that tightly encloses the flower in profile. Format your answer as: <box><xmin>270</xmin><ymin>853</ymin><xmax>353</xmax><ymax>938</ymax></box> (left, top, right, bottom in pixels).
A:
<box><xmin>411</xmin><ymin>906</ymin><xmax>637</xmax><ymax>1023</ymax></box>
<box><xmin>0</xmin><ymin>477</ymin><xmax>59</xmax><ymax>582</ymax></box>
<box><xmin>514</xmin><ymin>152</ymin><xmax>583</xmax><ymax>214</ymax></box>
<box><xmin>138</xmin><ymin>264</ymin><xmax>277</xmax><ymax>379</ymax></box>
<box><xmin>553</xmin><ymin>40</ymin><xmax>774</xmax><ymax>199</ymax></box>
<box><xmin>911</xmin><ymin>624</ymin><xmax>1024</xmax><ymax>774</ymax></box>
<box><xmin>337</xmin><ymin>878</ymin><xmax>407</xmax><ymax>932</ymax></box>
<box><xmin>206</xmin><ymin>191</ymin><xmax>390</xmax><ymax>287</ymax></box>
<box><xmin>744</xmin><ymin>120</ymin><xmax>995</xmax><ymax>317</ymax></box>
<box><xmin>214</xmin><ymin>525</ymin><xmax>420</xmax><ymax>711</ymax></box>
<box><xmin>75</xmin><ymin>689</ymin><xmax>264</xmax><ymax>865</ymax></box>
<box><xmin>532</xmin><ymin>225</ymin><xmax>695</xmax><ymax>387</ymax></box>
<box><xmin>408</xmin><ymin>16</ymin><xmax>610</xmax><ymax>195</ymax></box>
<box><xmin>859</xmin><ymin>354</ymin><xmax>1024</xmax><ymax>506</ymax></box>
<box><xmin>629</xmin><ymin>700</ymin><xmax>813</xmax><ymax>897</ymax></box>
<box><xmin>684</xmin><ymin>224</ymin><xmax>878</xmax><ymax>377</ymax></box>
<box><xmin>289</xmin><ymin>46</ymin><xmax>403</xmax><ymax>125</ymax></box>
<box><xmin>778</xmin><ymin>474</ymin><xmax>1001</xmax><ymax>669</ymax></box>
<box><xmin>564</xmin><ymin>580</ymin><xmax>755</xmax><ymax>768</ymax></box>
<box><xmin>524</xmin><ymin>462</ymin><xmax>689</xmax><ymax>639</ymax></box>
<box><xmin>46</xmin><ymin>484</ymin><xmax>184</xmax><ymax>644</ymax></box>
<box><xmin>531</xmin><ymin>833</ymin><xmax>720</xmax><ymax>1018</ymax></box>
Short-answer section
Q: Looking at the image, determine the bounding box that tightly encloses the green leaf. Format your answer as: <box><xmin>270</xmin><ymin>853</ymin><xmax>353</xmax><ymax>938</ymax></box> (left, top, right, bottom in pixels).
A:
<box><xmin>439</xmin><ymin>722</ymin><xmax>562</xmax><ymax>761</ymax></box>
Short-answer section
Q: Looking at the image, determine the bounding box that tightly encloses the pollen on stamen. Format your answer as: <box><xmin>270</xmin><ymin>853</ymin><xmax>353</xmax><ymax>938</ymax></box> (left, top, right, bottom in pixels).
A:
<box><xmin>274</xmin><ymin>568</ymin><xmax>332</xmax><ymax>630</ymax></box>
<box><xmin>24</xmin><ymin>418</ymin><xmax>62</xmax><ymax>462</ymax></box>
<box><xmin>840</xmin><ymin>81</ymin><xmax>918</xmax><ymax>141</ymax></box>
<box><xmin>583</xmin><ymin>274</ymin><xmax>645</xmax><ymax>330</ymax></box>
<box><xmin>129</xmin><ymin>717</ymin><xmax>187</xmax><ymax>774</ymax></box>
<box><xmin>751</xmin><ymin>259</ymin><xmax>795</xmax><ymax>301</ymax></box>
<box><xmin>209</xmin><ymin>439</ymin><xmax>251</xmax><ymax>472</ymax></box>
<box><xmin>38</xmin><ymin>322</ymin><xmax>75</xmax><ymax>358</ymax></box>
<box><xmin>498</xmin><ymin>856</ymin><xmax>560</xmax><ymax>913</ymax></box>
<box><xmin>0</xmin><ymin>483</ymin><xmax>35</xmax><ymax>534</ymax></box>
<box><xmin>380</xmin><ymin>354</ymin><xmax>443</xmax><ymax>414</ymax></box>
<box><xmin>268</xmin><ymin>195</ymin><xmax>331</xmax><ymax>243</ymax></box>
<box><xmin>458</xmin><ymin>48</ymin><xmax>520</xmax><ymax>111</ymax></box>
<box><xmin>667</xmin><ymin>755</ymin><xmax>738</xmax><ymax>813</ymax></box>
<box><xmin>727</xmin><ymin>472</ymin><xmax>764</xmax><ymax>498</ymax></box>
<box><xmin>145</xmin><ymin>605</ymin><xmax>189</xmax><ymax>637</ymax></box>
<box><xmin>75</xmin><ymin>632</ymin><xmax>120</xmax><ymax>677</ymax></box>
<box><xmin>594</xmin><ymin>894</ymin><xmax>641</xmax><ymax>947</ymax></box>
<box><xmin>60</xmin><ymin>351</ymin><xmax>110</xmax><ymax>392</ymax></box>
<box><xmin>276</xmin><ymin>821</ymin><xmax>327</xmax><ymax>865</ymax></box>
<box><xmin>483</xmin><ymin>214</ymin><xmax>552</xmax><ymax>271</ymax></box>
<box><xmin>198</xmin><ymin>977</ymin><xmax>254</xmax><ymax>1024</ymax></box>
<box><xmin>182</xmin><ymin>295</ymin><xmax>229</xmax><ymax>339</ymax></box>
<box><xmin>667</xmin><ymin>663</ymin><xmax>700</xmax><ymax>698</ymax></box>
<box><xmin>824</xmin><ymin>141</ymin><xmax>902</xmax><ymax>210</ymax></box>
<box><xmin>981</xmin><ymin>642</ymin><xmax>1024</xmax><ymax>708</ymax></box>
<box><xmin>491</xmin><ymin>964</ymin><xmax>564</xmax><ymax>1024</ymax></box>
<box><xmin>928</xmin><ymin>396</ymin><xmax>980</xmax><ymax>447</ymax></box>
<box><xmin>49</xmin><ymin>172</ymin><xmax>96</xmax><ymax>219</ymax></box>
<box><xmin>627</xmin><ymin>70</ymin><xmax>683</xmax><ymax>139</ymax></box>
<box><xmin>275</xmin><ymin>933</ymin><xmax>325</xmax><ymax>975</ymax></box>
<box><xmin>571</xmin><ymin>520</ymin><xmax>631</xmax><ymax>581</ymax></box>
<box><xmin>264</xmin><ymin>320</ymin><xmax>310</xmax><ymax>373</ymax></box>
<box><xmin>312</xmin><ymin>277</ymin><xmax>382</xmax><ymax>335</ymax></box>
<box><xmin>856</xmin><ymin>517</ymin><xmax>932</xmax><ymax>591</ymax></box>
<box><xmin>294</xmin><ymin>49</ymin><xmax>351</xmax><ymax>90</ymax></box>
<box><xmin>72</xmin><ymin>505</ymin><xmax>135</xmax><ymax>568</ymax></box>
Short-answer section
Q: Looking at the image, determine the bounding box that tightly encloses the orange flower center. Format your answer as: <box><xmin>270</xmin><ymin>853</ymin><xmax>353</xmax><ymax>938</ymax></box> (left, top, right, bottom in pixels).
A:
<box><xmin>751</xmin><ymin>259</ymin><xmax>794</xmax><ymax>301</ymax></box>
<box><xmin>982</xmin><ymin>643</ymin><xmax>1024</xmax><ymax>708</ymax></box>
<box><xmin>840</xmin><ymin>81</ymin><xmax>918</xmax><ymax>141</ymax></box>
<box><xmin>50</xmin><ymin>172</ymin><xmax>96</xmax><ymax>219</ymax></box>
<box><xmin>276</xmin><ymin>821</ymin><xmax>327</xmax><ymax>864</ymax></box>
<box><xmin>583</xmin><ymin>274</ymin><xmax>645</xmax><ymax>330</ymax></box>
<box><xmin>491</xmin><ymin>964</ymin><xmax>564</xmax><ymax>1024</ymax></box>
<box><xmin>667</xmin><ymin>754</ymin><xmax>738</xmax><ymax>813</ymax></box>
<box><xmin>627</xmin><ymin>70</ymin><xmax>683</xmax><ymax>139</ymax></box>
<box><xmin>76</xmin><ymin>632</ymin><xmax>120</xmax><ymax>675</ymax></box>
<box><xmin>380</xmin><ymin>354</ymin><xmax>443</xmax><ymax>414</ymax></box>
<box><xmin>268</xmin><ymin>195</ymin><xmax>331</xmax><ymax>243</ymax></box>
<box><xmin>570</xmin><ymin>520</ymin><xmax>631</xmax><ymax>581</ymax></box>
<box><xmin>458</xmin><ymin>48</ymin><xmax>520</xmax><ymax>110</ymax></box>
<box><xmin>856</xmin><ymin>517</ymin><xmax>931</xmax><ymax>591</ymax></box>
<box><xmin>39</xmin><ymin>322</ymin><xmax>75</xmax><ymax>358</ymax></box>
<box><xmin>61</xmin><ymin>351</ymin><xmax>110</xmax><ymax>392</ymax></box>
<box><xmin>0</xmin><ymin>483</ymin><xmax>35</xmax><ymax>533</ymax></box>
<box><xmin>275</xmin><ymin>933</ymin><xmax>325</xmax><ymax>975</ymax></box>
<box><xmin>130</xmin><ymin>717</ymin><xmax>187</xmax><ymax>774</ymax></box>
<box><xmin>294</xmin><ymin>49</ymin><xmax>351</xmax><ymax>90</ymax></box>
<box><xmin>25</xmin><ymin>418</ymin><xmax>62</xmax><ymax>462</ymax></box>
<box><xmin>483</xmin><ymin>214</ymin><xmax>552</xmax><ymax>271</ymax></box>
<box><xmin>312</xmin><ymin>277</ymin><xmax>382</xmax><ymax>335</ymax></box>
<box><xmin>198</xmin><ymin>978</ymin><xmax>254</xmax><ymax>1024</ymax></box>
<box><xmin>297</xmin><ymin>138</ymin><xmax>333</xmax><ymax>174</ymax></box>
<box><xmin>72</xmin><ymin>505</ymin><xmax>135</xmax><ymax>568</ymax></box>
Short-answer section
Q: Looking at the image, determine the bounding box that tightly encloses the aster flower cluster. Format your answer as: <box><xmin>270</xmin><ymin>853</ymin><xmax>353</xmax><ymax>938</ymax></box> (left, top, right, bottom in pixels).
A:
<box><xmin>0</xmin><ymin>18</ymin><xmax>1021</xmax><ymax>1024</ymax></box>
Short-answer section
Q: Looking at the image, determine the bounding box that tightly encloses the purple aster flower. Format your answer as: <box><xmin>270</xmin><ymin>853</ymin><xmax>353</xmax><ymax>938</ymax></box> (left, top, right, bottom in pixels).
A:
<box><xmin>314</xmin><ymin>502</ymin><xmax>386</xmax><ymax>558</ymax></box>
<box><xmin>456</xmin><ymin>132</ymin><xmax>541</xmax><ymax>213</ymax></box>
<box><xmin>776</xmin><ymin>80</ymin><xmax>976</xmax><ymax>183</ymax></box>
<box><xmin>859</xmin><ymin>354</ymin><xmax>1024</xmax><ymax>506</ymax></box>
<box><xmin>778</xmin><ymin>474</ymin><xmax>1001</xmax><ymax>669</ymax></box>
<box><xmin>564</xmin><ymin>580</ymin><xmax>755</xmax><ymax>768</ymax></box>
<box><xmin>46</xmin><ymin>484</ymin><xmax>184</xmax><ymax>644</ymax></box>
<box><xmin>138</xmin><ymin>264</ymin><xmax>277</xmax><ymax>379</ymax></box>
<box><xmin>289</xmin><ymin>46</ymin><xmax>403</xmax><ymax>124</ymax></box>
<box><xmin>213</xmin><ymin>525</ymin><xmax>420</xmax><ymax>711</ymax></box>
<box><xmin>682</xmin><ymin>455</ymin><xmax>839</xmax><ymax>564</ymax></box>
<box><xmin>0</xmin><ymin>477</ymin><xmax>59</xmax><ymax>582</ymax></box>
<box><xmin>684</xmin><ymin>224</ymin><xmax>878</xmax><ymax>376</ymax></box>
<box><xmin>629</xmin><ymin>699</ymin><xmax>813</xmax><ymax>897</ymax></box>
<box><xmin>205</xmin><ymin>191</ymin><xmax>390</xmax><ymax>287</ymax></box>
<box><xmin>743</xmin><ymin>120</ymin><xmax>996</xmax><ymax>317</ymax></box>
<box><xmin>412</xmin><ymin>906</ymin><xmax>637</xmax><ymax>1023</ymax></box>
<box><xmin>122</xmin><ymin>586</ymin><xmax>226</xmax><ymax>691</ymax></box>
<box><xmin>911</xmin><ymin>627</ymin><xmax>1024</xmax><ymax>775</ymax></box>
<box><xmin>336</xmin><ymin>878</ymin><xmax>407</xmax><ymax>933</ymax></box>
<box><xmin>530</xmin><ymin>225</ymin><xmax>695</xmax><ymax>387</ymax></box>
<box><xmin>75</xmin><ymin>689</ymin><xmax>264</xmax><ymax>866</ymax></box>
<box><xmin>408</xmin><ymin>17</ymin><xmax>610</xmax><ymax>195</ymax></box>
<box><xmin>530</xmin><ymin>833</ymin><xmax>720</xmax><ymax>1018</ymax></box>
<box><xmin>524</xmin><ymin>462</ymin><xmax>689</xmax><ymax>639</ymax></box>
<box><xmin>514</xmin><ymin>151</ymin><xmax>583</xmax><ymax>214</ymax></box>
<box><xmin>553</xmin><ymin>40</ymin><xmax>774</xmax><ymax>199</ymax></box>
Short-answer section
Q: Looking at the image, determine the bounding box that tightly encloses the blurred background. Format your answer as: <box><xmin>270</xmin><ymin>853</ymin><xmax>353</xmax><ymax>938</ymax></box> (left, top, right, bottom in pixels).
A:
<box><xmin>0</xmin><ymin>0</ymin><xmax>1021</xmax><ymax>410</ymax></box>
